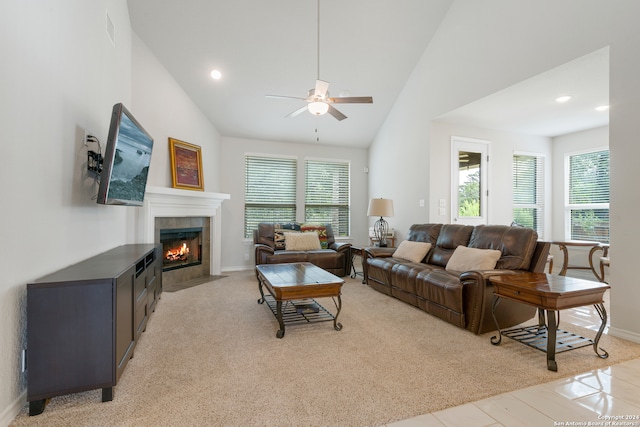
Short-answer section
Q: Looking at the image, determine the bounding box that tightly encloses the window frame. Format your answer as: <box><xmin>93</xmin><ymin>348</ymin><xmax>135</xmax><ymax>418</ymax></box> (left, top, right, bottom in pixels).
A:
<box><xmin>564</xmin><ymin>147</ymin><xmax>610</xmax><ymax>243</ymax></box>
<box><xmin>244</xmin><ymin>154</ymin><xmax>352</xmax><ymax>239</ymax></box>
<box><xmin>304</xmin><ymin>157</ymin><xmax>351</xmax><ymax>237</ymax></box>
<box><xmin>512</xmin><ymin>151</ymin><xmax>545</xmax><ymax>239</ymax></box>
<box><xmin>244</xmin><ymin>153</ymin><xmax>298</xmax><ymax>238</ymax></box>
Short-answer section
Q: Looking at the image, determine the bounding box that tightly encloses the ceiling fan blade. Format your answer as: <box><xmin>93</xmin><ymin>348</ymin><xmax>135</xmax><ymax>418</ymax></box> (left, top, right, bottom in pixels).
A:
<box><xmin>328</xmin><ymin>96</ymin><xmax>373</xmax><ymax>104</ymax></box>
<box><xmin>315</xmin><ymin>80</ymin><xmax>330</xmax><ymax>99</ymax></box>
<box><xmin>286</xmin><ymin>105</ymin><xmax>309</xmax><ymax>118</ymax></box>
<box><xmin>266</xmin><ymin>94</ymin><xmax>307</xmax><ymax>100</ymax></box>
<box><xmin>327</xmin><ymin>105</ymin><xmax>347</xmax><ymax>121</ymax></box>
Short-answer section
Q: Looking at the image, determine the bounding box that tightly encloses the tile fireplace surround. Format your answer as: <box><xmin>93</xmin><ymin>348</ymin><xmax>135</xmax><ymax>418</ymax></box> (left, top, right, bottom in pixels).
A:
<box><xmin>137</xmin><ymin>186</ymin><xmax>230</xmax><ymax>275</ymax></box>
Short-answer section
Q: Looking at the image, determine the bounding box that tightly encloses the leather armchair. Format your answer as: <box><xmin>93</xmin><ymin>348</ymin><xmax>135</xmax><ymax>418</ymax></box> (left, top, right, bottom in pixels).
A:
<box><xmin>254</xmin><ymin>222</ymin><xmax>352</xmax><ymax>277</ymax></box>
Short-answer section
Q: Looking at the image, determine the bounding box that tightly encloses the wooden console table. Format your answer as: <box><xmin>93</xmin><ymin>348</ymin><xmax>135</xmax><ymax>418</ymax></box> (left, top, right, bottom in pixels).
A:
<box><xmin>27</xmin><ymin>244</ymin><xmax>162</xmax><ymax>415</ymax></box>
<box><xmin>489</xmin><ymin>273</ymin><xmax>609</xmax><ymax>371</ymax></box>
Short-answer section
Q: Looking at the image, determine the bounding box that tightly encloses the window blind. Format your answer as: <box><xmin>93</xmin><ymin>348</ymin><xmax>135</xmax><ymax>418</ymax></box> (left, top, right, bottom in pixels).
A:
<box><xmin>304</xmin><ymin>160</ymin><xmax>350</xmax><ymax>236</ymax></box>
<box><xmin>567</xmin><ymin>149</ymin><xmax>609</xmax><ymax>243</ymax></box>
<box><xmin>244</xmin><ymin>155</ymin><xmax>297</xmax><ymax>238</ymax></box>
<box><xmin>512</xmin><ymin>154</ymin><xmax>544</xmax><ymax>239</ymax></box>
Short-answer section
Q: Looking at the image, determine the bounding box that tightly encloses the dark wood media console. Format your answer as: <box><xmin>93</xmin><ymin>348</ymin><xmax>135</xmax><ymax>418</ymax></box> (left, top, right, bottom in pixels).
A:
<box><xmin>26</xmin><ymin>244</ymin><xmax>162</xmax><ymax>416</ymax></box>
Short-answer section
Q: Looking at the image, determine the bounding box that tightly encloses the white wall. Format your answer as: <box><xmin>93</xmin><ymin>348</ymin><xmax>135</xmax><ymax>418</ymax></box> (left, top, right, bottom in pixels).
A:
<box><xmin>429</xmin><ymin>121</ymin><xmax>552</xmax><ymax>238</ymax></box>
<box><xmin>0</xmin><ymin>1</ymin><xmax>133</xmax><ymax>423</ymax></box>
<box><xmin>131</xmin><ymin>34</ymin><xmax>222</xmax><ymax>192</ymax></box>
<box><xmin>0</xmin><ymin>3</ymin><xmax>224</xmax><ymax>424</ymax></box>
<box><xmin>219</xmin><ymin>136</ymin><xmax>369</xmax><ymax>271</ymax></box>
<box><xmin>369</xmin><ymin>0</ymin><xmax>640</xmax><ymax>341</ymax></box>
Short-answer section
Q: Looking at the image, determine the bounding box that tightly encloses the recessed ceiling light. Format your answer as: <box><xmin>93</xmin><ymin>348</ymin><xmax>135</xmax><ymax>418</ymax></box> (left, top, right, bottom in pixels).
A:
<box><xmin>210</xmin><ymin>69</ymin><xmax>222</xmax><ymax>80</ymax></box>
<box><xmin>555</xmin><ymin>95</ymin><xmax>572</xmax><ymax>103</ymax></box>
<box><xmin>595</xmin><ymin>105</ymin><xmax>609</xmax><ymax>112</ymax></box>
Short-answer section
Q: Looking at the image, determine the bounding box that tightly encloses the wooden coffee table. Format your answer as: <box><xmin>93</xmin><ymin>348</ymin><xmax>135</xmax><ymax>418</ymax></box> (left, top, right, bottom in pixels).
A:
<box><xmin>256</xmin><ymin>262</ymin><xmax>344</xmax><ymax>338</ymax></box>
<box><xmin>489</xmin><ymin>273</ymin><xmax>610</xmax><ymax>371</ymax></box>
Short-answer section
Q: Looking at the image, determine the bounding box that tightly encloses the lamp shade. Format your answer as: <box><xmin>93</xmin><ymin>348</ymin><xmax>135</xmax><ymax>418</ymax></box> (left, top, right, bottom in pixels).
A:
<box><xmin>367</xmin><ymin>198</ymin><xmax>394</xmax><ymax>217</ymax></box>
<box><xmin>308</xmin><ymin>101</ymin><xmax>329</xmax><ymax>116</ymax></box>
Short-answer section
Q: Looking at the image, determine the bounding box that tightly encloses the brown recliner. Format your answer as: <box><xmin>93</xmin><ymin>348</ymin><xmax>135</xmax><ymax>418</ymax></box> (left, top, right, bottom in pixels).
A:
<box><xmin>254</xmin><ymin>222</ymin><xmax>352</xmax><ymax>277</ymax></box>
<box><xmin>364</xmin><ymin>223</ymin><xmax>550</xmax><ymax>334</ymax></box>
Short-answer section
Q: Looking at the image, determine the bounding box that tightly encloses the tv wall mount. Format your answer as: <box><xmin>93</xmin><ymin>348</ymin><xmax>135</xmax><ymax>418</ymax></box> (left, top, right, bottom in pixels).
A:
<box><xmin>86</xmin><ymin>134</ymin><xmax>103</xmax><ymax>174</ymax></box>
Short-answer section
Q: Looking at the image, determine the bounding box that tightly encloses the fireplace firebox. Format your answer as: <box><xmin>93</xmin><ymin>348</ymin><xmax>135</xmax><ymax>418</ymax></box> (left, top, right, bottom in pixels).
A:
<box><xmin>159</xmin><ymin>227</ymin><xmax>203</xmax><ymax>272</ymax></box>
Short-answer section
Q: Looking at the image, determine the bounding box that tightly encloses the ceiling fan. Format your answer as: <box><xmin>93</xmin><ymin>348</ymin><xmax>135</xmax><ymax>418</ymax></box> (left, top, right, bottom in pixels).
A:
<box><xmin>265</xmin><ymin>0</ymin><xmax>373</xmax><ymax>121</ymax></box>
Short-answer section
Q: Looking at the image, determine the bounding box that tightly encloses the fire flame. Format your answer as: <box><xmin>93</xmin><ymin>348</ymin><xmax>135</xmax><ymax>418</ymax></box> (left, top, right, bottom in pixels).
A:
<box><xmin>166</xmin><ymin>243</ymin><xmax>189</xmax><ymax>261</ymax></box>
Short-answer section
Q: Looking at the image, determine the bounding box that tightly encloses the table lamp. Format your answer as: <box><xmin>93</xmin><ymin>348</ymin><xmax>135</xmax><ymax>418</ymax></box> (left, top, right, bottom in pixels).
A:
<box><xmin>367</xmin><ymin>198</ymin><xmax>394</xmax><ymax>247</ymax></box>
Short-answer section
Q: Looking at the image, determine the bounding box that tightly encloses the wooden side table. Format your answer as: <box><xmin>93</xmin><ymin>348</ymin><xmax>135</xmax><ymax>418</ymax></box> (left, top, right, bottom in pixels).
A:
<box><xmin>489</xmin><ymin>273</ymin><xmax>609</xmax><ymax>371</ymax></box>
<box><xmin>369</xmin><ymin>237</ymin><xmax>396</xmax><ymax>247</ymax></box>
<box><xmin>551</xmin><ymin>240</ymin><xmax>605</xmax><ymax>280</ymax></box>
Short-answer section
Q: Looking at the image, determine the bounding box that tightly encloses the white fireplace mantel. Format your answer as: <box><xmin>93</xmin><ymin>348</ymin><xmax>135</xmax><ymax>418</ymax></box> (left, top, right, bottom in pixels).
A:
<box><xmin>137</xmin><ymin>186</ymin><xmax>230</xmax><ymax>275</ymax></box>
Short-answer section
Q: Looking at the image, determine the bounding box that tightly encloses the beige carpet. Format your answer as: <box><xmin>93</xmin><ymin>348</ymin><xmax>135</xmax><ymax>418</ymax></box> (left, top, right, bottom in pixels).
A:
<box><xmin>11</xmin><ymin>270</ymin><xmax>640</xmax><ymax>426</ymax></box>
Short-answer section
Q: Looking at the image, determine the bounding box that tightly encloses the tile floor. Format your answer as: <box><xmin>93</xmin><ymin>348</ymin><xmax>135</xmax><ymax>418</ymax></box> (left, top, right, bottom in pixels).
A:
<box><xmin>387</xmin><ymin>288</ymin><xmax>640</xmax><ymax>427</ymax></box>
<box><xmin>387</xmin><ymin>358</ymin><xmax>640</xmax><ymax>427</ymax></box>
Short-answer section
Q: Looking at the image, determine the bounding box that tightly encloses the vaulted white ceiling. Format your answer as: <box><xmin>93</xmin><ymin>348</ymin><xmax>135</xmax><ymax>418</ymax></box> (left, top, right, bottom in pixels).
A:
<box><xmin>436</xmin><ymin>48</ymin><xmax>609</xmax><ymax>137</ymax></box>
<box><xmin>128</xmin><ymin>1</ymin><xmax>609</xmax><ymax>148</ymax></box>
<box><xmin>128</xmin><ymin>0</ymin><xmax>453</xmax><ymax>147</ymax></box>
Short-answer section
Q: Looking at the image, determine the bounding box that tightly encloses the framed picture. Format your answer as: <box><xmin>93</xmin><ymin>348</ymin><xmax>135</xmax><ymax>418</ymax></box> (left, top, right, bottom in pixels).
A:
<box><xmin>169</xmin><ymin>138</ymin><xmax>204</xmax><ymax>191</ymax></box>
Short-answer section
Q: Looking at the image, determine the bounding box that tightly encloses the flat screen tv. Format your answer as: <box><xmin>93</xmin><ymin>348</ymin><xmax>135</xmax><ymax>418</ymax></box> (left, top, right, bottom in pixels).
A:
<box><xmin>97</xmin><ymin>103</ymin><xmax>154</xmax><ymax>206</ymax></box>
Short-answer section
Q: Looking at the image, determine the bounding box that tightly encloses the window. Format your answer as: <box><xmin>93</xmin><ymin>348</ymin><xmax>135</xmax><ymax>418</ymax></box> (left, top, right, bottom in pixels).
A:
<box><xmin>566</xmin><ymin>149</ymin><xmax>609</xmax><ymax>243</ymax></box>
<box><xmin>512</xmin><ymin>153</ymin><xmax>545</xmax><ymax>239</ymax></box>
<box><xmin>244</xmin><ymin>155</ymin><xmax>297</xmax><ymax>238</ymax></box>
<box><xmin>305</xmin><ymin>159</ymin><xmax>350</xmax><ymax>236</ymax></box>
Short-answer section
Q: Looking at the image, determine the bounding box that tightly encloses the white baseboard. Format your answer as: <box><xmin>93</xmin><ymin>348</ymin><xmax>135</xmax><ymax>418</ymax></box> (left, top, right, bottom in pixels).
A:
<box><xmin>608</xmin><ymin>326</ymin><xmax>640</xmax><ymax>344</ymax></box>
<box><xmin>221</xmin><ymin>265</ymin><xmax>253</xmax><ymax>273</ymax></box>
<box><xmin>0</xmin><ymin>390</ymin><xmax>25</xmax><ymax>427</ymax></box>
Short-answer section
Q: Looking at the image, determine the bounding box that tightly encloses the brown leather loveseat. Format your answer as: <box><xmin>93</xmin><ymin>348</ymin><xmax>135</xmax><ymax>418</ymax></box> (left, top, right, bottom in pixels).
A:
<box><xmin>254</xmin><ymin>222</ymin><xmax>352</xmax><ymax>277</ymax></box>
<box><xmin>364</xmin><ymin>223</ymin><xmax>550</xmax><ymax>334</ymax></box>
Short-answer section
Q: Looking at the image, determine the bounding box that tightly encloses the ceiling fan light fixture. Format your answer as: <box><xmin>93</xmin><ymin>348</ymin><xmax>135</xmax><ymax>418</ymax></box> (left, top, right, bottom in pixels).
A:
<box><xmin>308</xmin><ymin>101</ymin><xmax>329</xmax><ymax>116</ymax></box>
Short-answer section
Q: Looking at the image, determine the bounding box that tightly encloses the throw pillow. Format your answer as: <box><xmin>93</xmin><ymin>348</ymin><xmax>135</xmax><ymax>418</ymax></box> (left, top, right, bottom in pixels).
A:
<box><xmin>284</xmin><ymin>232</ymin><xmax>322</xmax><ymax>251</ymax></box>
<box><xmin>274</xmin><ymin>223</ymin><xmax>301</xmax><ymax>249</ymax></box>
<box><xmin>445</xmin><ymin>246</ymin><xmax>502</xmax><ymax>272</ymax></box>
<box><xmin>274</xmin><ymin>230</ymin><xmax>299</xmax><ymax>250</ymax></box>
<box><xmin>300</xmin><ymin>224</ymin><xmax>328</xmax><ymax>249</ymax></box>
<box><xmin>392</xmin><ymin>241</ymin><xmax>432</xmax><ymax>263</ymax></box>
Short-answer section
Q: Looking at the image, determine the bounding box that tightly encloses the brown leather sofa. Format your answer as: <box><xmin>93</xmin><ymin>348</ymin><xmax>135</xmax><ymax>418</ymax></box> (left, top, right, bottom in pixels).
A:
<box><xmin>364</xmin><ymin>224</ymin><xmax>550</xmax><ymax>334</ymax></box>
<box><xmin>254</xmin><ymin>222</ymin><xmax>352</xmax><ymax>277</ymax></box>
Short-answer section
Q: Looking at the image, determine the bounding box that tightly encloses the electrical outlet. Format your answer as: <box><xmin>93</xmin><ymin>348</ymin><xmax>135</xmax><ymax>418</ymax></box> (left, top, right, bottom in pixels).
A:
<box><xmin>244</xmin><ymin>253</ymin><xmax>250</xmax><ymax>261</ymax></box>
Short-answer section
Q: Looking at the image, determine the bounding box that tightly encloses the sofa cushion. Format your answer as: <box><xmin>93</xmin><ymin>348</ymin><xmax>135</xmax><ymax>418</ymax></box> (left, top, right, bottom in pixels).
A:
<box><xmin>300</xmin><ymin>224</ymin><xmax>329</xmax><ymax>248</ymax></box>
<box><xmin>468</xmin><ymin>225</ymin><xmax>538</xmax><ymax>270</ymax></box>
<box><xmin>393</xmin><ymin>241</ymin><xmax>432</xmax><ymax>263</ymax></box>
<box><xmin>429</xmin><ymin>224</ymin><xmax>474</xmax><ymax>267</ymax></box>
<box><xmin>445</xmin><ymin>246</ymin><xmax>501</xmax><ymax>272</ymax></box>
<box><xmin>406</xmin><ymin>224</ymin><xmax>442</xmax><ymax>245</ymax></box>
<box><xmin>285</xmin><ymin>232</ymin><xmax>321</xmax><ymax>251</ymax></box>
<box><xmin>415</xmin><ymin>269</ymin><xmax>464</xmax><ymax>314</ymax></box>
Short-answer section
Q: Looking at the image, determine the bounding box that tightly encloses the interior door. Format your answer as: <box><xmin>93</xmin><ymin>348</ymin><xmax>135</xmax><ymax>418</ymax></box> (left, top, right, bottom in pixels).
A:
<box><xmin>451</xmin><ymin>137</ymin><xmax>489</xmax><ymax>225</ymax></box>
